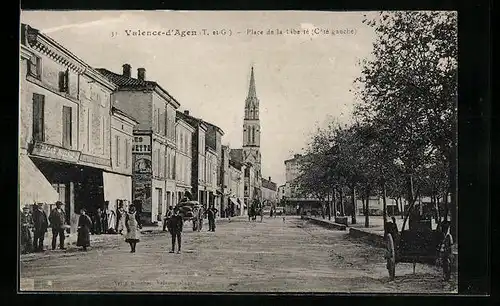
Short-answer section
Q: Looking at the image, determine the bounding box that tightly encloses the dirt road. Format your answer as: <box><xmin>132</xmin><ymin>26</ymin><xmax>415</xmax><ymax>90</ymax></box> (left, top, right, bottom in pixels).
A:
<box><xmin>19</xmin><ymin>216</ymin><xmax>457</xmax><ymax>292</ymax></box>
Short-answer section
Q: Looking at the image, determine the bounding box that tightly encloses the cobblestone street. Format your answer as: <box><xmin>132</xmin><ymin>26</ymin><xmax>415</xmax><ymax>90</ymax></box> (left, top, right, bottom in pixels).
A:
<box><xmin>20</xmin><ymin>216</ymin><xmax>457</xmax><ymax>293</ymax></box>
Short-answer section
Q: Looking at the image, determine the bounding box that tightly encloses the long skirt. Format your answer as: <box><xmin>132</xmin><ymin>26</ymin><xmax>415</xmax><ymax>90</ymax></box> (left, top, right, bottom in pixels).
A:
<box><xmin>77</xmin><ymin>226</ymin><xmax>91</xmax><ymax>247</ymax></box>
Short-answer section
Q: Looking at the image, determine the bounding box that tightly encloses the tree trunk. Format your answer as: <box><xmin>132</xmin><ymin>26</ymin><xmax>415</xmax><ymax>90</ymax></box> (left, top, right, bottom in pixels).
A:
<box><xmin>443</xmin><ymin>190</ymin><xmax>449</xmax><ymax>221</ymax></box>
<box><xmin>364</xmin><ymin>189</ymin><xmax>370</xmax><ymax>228</ymax></box>
<box><xmin>351</xmin><ymin>185</ymin><xmax>357</xmax><ymax>225</ymax></box>
<box><xmin>449</xmin><ymin>150</ymin><xmax>457</xmax><ymax>242</ymax></box>
<box><xmin>402</xmin><ymin>174</ymin><xmax>417</xmax><ymax>231</ymax></box>
<box><xmin>327</xmin><ymin>192</ymin><xmax>331</xmax><ymax>220</ymax></box>
<box><xmin>332</xmin><ymin>187</ymin><xmax>337</xmax><ymax>218</ymax></box>
<box><xmin>339</xmin><ymin>187</ymin><xmax>345</xmax><ymax>216</ymax></box>
<box><xmin>382</xmin><ymin>182</ymin><xmax>388</xmax><ymax>226</ymax></box>
<box><xmin>399</xmin><ymin>196</ymin><xmax>404</xmax><ymax>219</ymax></box>
<box><xmin>435</xmin><ymin>195</ymin><xmax>441</xmax><ymax>225</ymax></box>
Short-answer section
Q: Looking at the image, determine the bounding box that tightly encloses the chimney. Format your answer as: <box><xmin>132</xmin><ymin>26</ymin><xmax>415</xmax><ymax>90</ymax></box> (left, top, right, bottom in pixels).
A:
<box><xmin>184</xmin><ymin>110</ymin><xmax>190</xmax><ymax>116</ymax></box>
<box><xmin>122</xmin><ymin>64</ymin><xmax>131</xmax><ymax>78</ymax></box>
<box><xmin>137</xmin><ymin>68</ymin><xmax>146</xmax><ymax>81</ymax></box>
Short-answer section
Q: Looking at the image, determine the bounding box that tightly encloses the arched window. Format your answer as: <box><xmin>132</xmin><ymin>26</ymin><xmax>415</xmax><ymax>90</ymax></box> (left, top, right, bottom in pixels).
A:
<box><xmin>249</xmin><ymin>108</ymin><xmax>253</xmax><ymax>119</ymax></box>
<box><xmin>252</xmin><ymin>126</ymin><xmax>256</xmax><ymax>143</ymax></box>
<box><xmin>248</xmin><ymin>127</ymin><xmax>251</xmax><ymax>144</ymax></box>
<box><xmin>254</xmin><ymin>107</ymin><xmax>259</xmax><ymax>119</ymax></box>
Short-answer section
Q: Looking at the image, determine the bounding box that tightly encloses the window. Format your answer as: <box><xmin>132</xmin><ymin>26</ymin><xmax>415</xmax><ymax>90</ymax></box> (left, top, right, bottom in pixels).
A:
<box><xmin>247</xmin><ymin>128</ymin><xmax>251</xmax><ymax>144</ymax></box>
<box><xmin>125</xmin><ymin>140</ymin><xmax>130</xmax><ymax>169</ymax></box>
<box><xmin>32</xmin><ymin>93</ymin><xmax>45</xmax><ymax>142</ymax></box>
<box><xmin>28</xmin><ymin>55</ymin><xmax>41</xmax><ymax>79</ymax></box>
<box><xmin>180</xmin><ymin>132</ymin><xmax>184</xmax><ymax>152</ymax></box>
<box><xmin>87</xmin><ymin>108</ymin><xmax>92</xmax><ymax>152</ymax></box>
<box><xmin>115</xmin><ymin>136</ymin><xmax>120</xmax><ymax>166</ymax></box>
<box><xmin>58</xmin><ymin>70</ymin><xmax>69</xmax><ymax>93</ymax></box>
<box><xmin>62</xmin><ymin>106</ymin><xmax>72</xmax><ymax>148</ymax></box>
<box><xmin>101</xmin><ymin>117</ymin><xmax>106</xmax><ymax>154</ymax></box>
<box><xmin>251</xmin><ymin>126</ymin><xmax>256</xmax><ymax>143</ymax></box>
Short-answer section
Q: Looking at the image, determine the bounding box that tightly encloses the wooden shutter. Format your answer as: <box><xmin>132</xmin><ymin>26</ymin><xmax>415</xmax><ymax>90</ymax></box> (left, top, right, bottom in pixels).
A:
<box><xmin>32</xmin><ymin>93</ymin><xmax>45</xmax><ymax>142</ymax></box>
<box><xmin>62</xmin><ymin>106</ymin><xmax>72</xmax><ymax>148</ymax></box>
<box><xmin>59</xmin><ymin>72</ymin><xmax>65</xmax><ymax>92</ymax></box>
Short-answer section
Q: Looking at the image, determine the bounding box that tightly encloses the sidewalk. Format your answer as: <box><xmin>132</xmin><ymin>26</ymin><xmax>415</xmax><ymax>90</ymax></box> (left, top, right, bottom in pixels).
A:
<box><xmin>306</xmin><ymin>215</ymin><xmax>458</xmax><ymax>267</ymax></box>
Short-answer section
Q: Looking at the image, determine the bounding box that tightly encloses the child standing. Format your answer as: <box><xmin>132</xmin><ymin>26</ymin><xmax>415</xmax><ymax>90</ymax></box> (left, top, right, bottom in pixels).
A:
<box><xmin>125</xmin><ymin>205</ymin><xmax>140</xmax><ymax>253</ymax></box>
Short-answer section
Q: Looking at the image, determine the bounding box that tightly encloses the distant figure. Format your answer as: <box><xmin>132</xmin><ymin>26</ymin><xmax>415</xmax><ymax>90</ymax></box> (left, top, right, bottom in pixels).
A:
<box><xmin>101</xmin><ymin>204</ymin><xmax>109</xmax><ymax>234</ymax></box>
<box><xmin>32</xmin><ymin>203</ymin><xmax>48</xmax><ymax>252</ymax></box>
<box><xmin>270</xmin><ymin>209</ymin><xmax>274</xmax><ymax>218</ymax></box>
<box><xmin>49</xmin><ymin>201</ymin><xmax>66</xmax><ymax>250</ymax></box>
<box><xmin>77</xmin><ymin>208</ymin><xmax>92</xmax><ymax>251</ymax></box>
<box><xmin>168</xmin><ymin>207</ymin><xmax>183</xmax><ymax>254</ymax></box>
<box><xmin>125</xmin><ymin>205</ymin><xmax>140</xmax><ymax>253</ymax></box>
<box><xmin>94</xmin><ymin>208</ymin><xmax>103</xmax><ymax>235</ymax></box>
<box><xmin>206</xmin><ymin>206</ymin><xmax>218</xmax><ymax>232</ymax></box>
<box><xmin>117</xmin><ymin>203</ymin><xmax>126</xmax><ymax>235</ymax></box>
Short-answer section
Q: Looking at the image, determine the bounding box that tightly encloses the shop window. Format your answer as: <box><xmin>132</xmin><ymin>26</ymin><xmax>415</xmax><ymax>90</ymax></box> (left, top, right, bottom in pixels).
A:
<box><xmin>32</xmin><ymin>93</ymin><xmax>45</xmax><ymax>142</ymax></box>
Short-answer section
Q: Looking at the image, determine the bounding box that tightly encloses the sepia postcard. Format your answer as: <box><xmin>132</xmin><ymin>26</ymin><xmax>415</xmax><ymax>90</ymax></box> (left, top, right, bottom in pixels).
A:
<box><xmin>19</xmin><ymin>10</ymin><xmax>459</xmax><ymax>293</ymax></box>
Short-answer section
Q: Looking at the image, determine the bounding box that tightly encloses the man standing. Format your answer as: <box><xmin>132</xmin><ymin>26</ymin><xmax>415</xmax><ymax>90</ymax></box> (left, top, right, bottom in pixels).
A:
<box><xmin>49</xmin><ymin>201</ymin><xmax>67</xmax><ymax>250</ymax></box>
<box><xmin>163</xmin><ymin>206</ymin><xmax>173</xmax><ymax>232</ymax></box>
<box><xmin>168</xmin><ymin>207</ymin><xmax>183</xmax><ymax>254</ymax></box>
<box><xmin>20</xmin><ymin>206</ymin><xmax>33</xmax><ymax>254</ymax></box>
<box><xmin>206</xmin><ymin>206</ymin><xmax>218</xmax><ymax>232</ymax></box>
<box><xmin>32</xmin><ymin>203</ymin><xmax>48</xmax><ymax>252</ymax></box>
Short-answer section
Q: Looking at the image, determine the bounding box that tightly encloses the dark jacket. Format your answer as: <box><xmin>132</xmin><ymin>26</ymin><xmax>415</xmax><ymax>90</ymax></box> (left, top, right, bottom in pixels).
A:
<box><xmin>33</xmin><ymin>208</ymin><xmax>48</xmax><ymax>233</ymax></box>
<box><xmin>206</xmin><ymin>208</ymin><xmax>218</xmax><ymax>220</ymax></box>
<box><xmin>49</xmin><ymin>208</ymin><xmax>66</xmax><ymax>230</ymax></box>
<box><xmin>169</xmin><ymin>215</ymin><xmax>184</xmax><ymax>233</ymax></box>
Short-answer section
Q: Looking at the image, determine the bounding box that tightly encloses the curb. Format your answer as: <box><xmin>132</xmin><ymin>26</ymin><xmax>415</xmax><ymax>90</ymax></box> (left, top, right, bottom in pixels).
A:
<box><xmin>303</xmin><ymin>216</ymin><xmax>347</xmax><ymax>231</ymax></box>
<box><xmin>348</xmin><ymin>227</ymin><xmax>458</xmax><ymax>271</ymax></box>
<box><xmin>348</xmin><ymin>227</ymin><xmax>386</xmax><ymax>248</ymax></box>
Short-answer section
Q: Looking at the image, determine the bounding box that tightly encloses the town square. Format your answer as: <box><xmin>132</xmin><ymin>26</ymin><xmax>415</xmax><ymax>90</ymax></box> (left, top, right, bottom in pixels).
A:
<box><xmin>19</xmin><ymin>11</ymin><xmax>458</xmax><ymax>293</ymax></box>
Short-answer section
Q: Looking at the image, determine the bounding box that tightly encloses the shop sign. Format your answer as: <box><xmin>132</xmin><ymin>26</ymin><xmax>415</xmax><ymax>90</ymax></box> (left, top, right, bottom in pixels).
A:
<box><xmin>132</xmin><ymin>135</ymin><xmax>151</xmax><ymax>153</ymax></box>
<box><xmin>134</xmin><ymin>154</ymin><xmax>152</xmax><ymax>174</ymax></box>
<box><xmin>79</xmin><ymin>153</ymin><xmax>111</xmax><ymax>167</ymax></box>
<box><xmin>31</xmin><ymin>142</ymin><xmax>80</xmax><ymax>163</ymax></box>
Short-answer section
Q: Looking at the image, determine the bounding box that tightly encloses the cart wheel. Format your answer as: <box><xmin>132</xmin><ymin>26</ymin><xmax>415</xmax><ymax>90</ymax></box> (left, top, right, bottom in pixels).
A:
<box><xmin>386</xmin><ymin>233</ymin><xmax>396</xmax><ymax>281</ymax></box>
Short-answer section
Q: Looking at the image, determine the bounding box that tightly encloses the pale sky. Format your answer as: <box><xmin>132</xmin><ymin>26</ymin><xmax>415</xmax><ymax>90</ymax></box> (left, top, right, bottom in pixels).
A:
<box><xmin>20</xmin><ymin>11</ymin><xmax>377</xmax><ymax>185</ymax></box>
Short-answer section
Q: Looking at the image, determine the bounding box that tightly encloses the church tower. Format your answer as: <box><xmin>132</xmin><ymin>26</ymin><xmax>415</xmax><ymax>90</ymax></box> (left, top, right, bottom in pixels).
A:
<box><xmin>242</xmin><ymin>67</ymin><xmax>262</xmax><ymax>196</ymax></box>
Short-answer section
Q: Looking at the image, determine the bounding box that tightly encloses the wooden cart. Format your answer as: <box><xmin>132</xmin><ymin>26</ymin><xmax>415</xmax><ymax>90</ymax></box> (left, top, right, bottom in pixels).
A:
<box><xmin>176</xmin><ymin>200</ymin><xmax>204</xmax><ymax>232</ymax></box>
<box><xmin>384</xmin><ymin>204</ymin><xmax>453</xmax><ymax>281</ymax></box>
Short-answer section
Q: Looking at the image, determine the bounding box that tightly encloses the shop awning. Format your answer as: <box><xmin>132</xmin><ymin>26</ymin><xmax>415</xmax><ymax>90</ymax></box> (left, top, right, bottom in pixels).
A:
<box><xmin>19</xmin><ymin>154</ymin><xmax>59</xmax><ymax>207</ymax></box>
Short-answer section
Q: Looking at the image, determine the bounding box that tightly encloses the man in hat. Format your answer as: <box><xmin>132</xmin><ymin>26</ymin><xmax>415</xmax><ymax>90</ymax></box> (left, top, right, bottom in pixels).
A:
<box><xmin>32</xmin><ymin>203</ymin><xmax>48</xmax><ymax>252</ymax></box>
<box><xmin>20</xmin><ymin>205</ymin><xmax>33</xmax><ymax>254</ymax></box>
<box><xmin>206</xmin><ymin>205</ymin><xmax>218</xmax><ymax>232</ymax></box>
<box><xmin>168</xmin><ymin>207</ymin><xmax>183</xmax><ymax>254</ymax></box>
<box><xmin>49</xmin><ymin>201</ymin><xmax>67</xmax><ymax>250</ymax></box>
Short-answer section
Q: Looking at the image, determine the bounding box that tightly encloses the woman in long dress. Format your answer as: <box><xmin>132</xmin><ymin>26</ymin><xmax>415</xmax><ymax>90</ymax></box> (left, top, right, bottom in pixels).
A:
<box><xmin>125</xmin><ymin>205</ymin><xmax>140</xmax><ymax>253</ymax></box>
<box><xmin>77</xmin><ymin>208</ymin><xmax>92</xmax><ymax>251</ymax></box>
<box><xmin>117</xmin><ymin>204</ymin><xmax>126</xmax><ymax>235</ymax></box>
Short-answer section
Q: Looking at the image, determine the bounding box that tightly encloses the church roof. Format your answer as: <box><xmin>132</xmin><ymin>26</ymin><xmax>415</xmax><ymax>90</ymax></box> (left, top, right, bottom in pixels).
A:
<box><xmin>229</xmin><ymin>149</ymin><xmax>243</xmax><ymax>164</ymax></box>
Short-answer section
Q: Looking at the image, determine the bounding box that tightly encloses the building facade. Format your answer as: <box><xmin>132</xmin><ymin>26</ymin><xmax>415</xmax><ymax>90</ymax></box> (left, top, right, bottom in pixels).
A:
<box><xmin>97</xmin><ymin>64</ymin><xmax>180</xmax><ymax>224</ymax></box>
<box><xmin>206</xmin><ymin>147</ymin><xmax>218</xmax><ymax>213</ymax></box>
<box><xmin>175</xmin><ymin>118</ymin><xmax>194</xmax><ymax>204</ymax></box>
<box><xmin>277</xmin><ymin>184</ymin><xmax>286</xmax><ymax>205</ymax></box>
<box><xmin>284</xmin><ymin>154</ymin><xmax>322</xmax><ymax>215</ymax></box>
<box><xmin>105</xmin><ymin>107</ymin><xmax>138</xmax><ymax>216</ymax></box>
<box><xmin>20</xmin><ymin>24</ymin><xmax>119</xmax><ymax>233</ymax></box>
<box><xmin>220</xmin><ymin>145</ymin><xmax>231</xmax><ymax>217</ymax></box>
<box><xmin>204</xmin><ymin>122</ymin><xmax>224</xmax><ymax>214</ymax></box>
<box><xmin>175</xmin><ymin>110</ymin><xmax>208</xmax><ymax>207</ymax></box>
<box><xmin>261</xmin><ymin>176</ymin><xmax>278</xmax><ymax>207</ymax></box>
<box><xmin>228</xmin><ymin>158</ymin><xmax>245</xmax><ymax>216</ymax></box>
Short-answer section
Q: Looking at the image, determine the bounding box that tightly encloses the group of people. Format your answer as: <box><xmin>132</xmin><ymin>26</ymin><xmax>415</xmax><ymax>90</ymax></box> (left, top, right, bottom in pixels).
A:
<box><xmin>20</xmin><ymin>202</ymin><xmax>67</xmax><ymax>254</ymax></box>
<box><xmin>20</xmin><ymin>200</ymin><xmax>143</xmax><ymax>254</ymax></box>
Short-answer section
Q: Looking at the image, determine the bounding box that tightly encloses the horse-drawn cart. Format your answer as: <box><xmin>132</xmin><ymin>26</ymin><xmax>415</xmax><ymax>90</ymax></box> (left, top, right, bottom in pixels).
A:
<box><xmin>384</xmin><ymin>205</ymin><xmax>453</xmax><ymax>281</ymax></box>
<box><xmin>176</xmin><ymin>200</ymin><xmax>204</xmax><ymax>232</ymax></box>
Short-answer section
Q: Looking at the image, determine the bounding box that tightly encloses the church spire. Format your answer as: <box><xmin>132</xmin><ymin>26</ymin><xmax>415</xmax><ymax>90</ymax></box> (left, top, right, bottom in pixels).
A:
<box><xmin>247</xmin><ymin>66</ymin><xmax>257</xmax><ymax>99</ymax></box>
